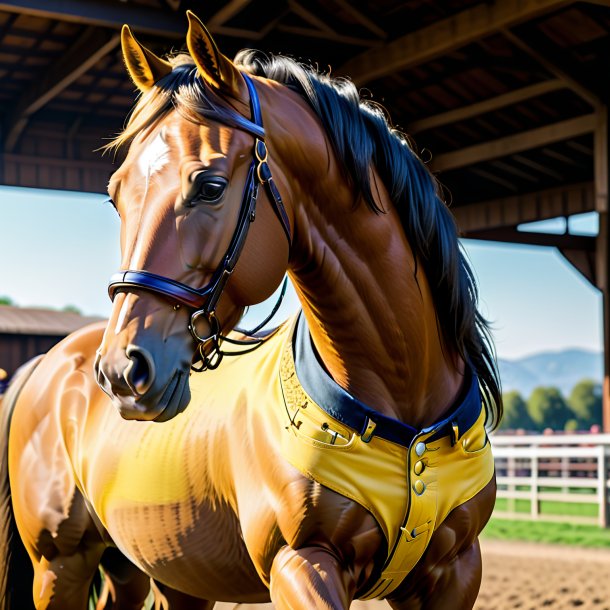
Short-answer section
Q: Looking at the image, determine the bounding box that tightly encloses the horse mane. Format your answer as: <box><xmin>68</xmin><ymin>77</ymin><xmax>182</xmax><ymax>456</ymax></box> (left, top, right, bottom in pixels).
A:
<box><xmin>109</xmin><ymin>52</ymin><xmax>502</xmax><ymax>428</ymax></box>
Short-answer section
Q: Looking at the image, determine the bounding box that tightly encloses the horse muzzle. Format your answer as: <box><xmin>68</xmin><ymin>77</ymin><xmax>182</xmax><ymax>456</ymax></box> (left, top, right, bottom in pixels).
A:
<box><xmin>94</xmin><ymin>337</ymin><xmax>192</xmax><ymax>422</ymax></box>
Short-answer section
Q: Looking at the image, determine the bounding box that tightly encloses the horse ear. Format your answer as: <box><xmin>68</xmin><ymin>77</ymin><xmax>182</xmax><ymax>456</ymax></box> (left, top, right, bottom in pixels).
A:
<box><xmin>121</xmin><ymin>25</ymin><xmax>172</xmax><ymax>92</ymax></box>
<box><xmin>186</xmin><ymin>11</ymin><xmax>243</xmax><ymax>98</ymax></box>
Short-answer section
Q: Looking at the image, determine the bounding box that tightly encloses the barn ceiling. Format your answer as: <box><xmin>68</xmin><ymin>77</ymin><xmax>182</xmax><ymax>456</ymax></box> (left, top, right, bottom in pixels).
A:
<box><xmin>0</xmin><ymin>0</ymin><xmax>608</xmax><ymax>241</ymax></box>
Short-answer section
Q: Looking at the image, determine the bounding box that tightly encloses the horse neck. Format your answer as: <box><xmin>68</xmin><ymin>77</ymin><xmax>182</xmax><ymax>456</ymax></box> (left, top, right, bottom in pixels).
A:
<box><xmin>286</xmin><ymin>157</ymin><xmax>464</xmax><ymax>429</ymax></box>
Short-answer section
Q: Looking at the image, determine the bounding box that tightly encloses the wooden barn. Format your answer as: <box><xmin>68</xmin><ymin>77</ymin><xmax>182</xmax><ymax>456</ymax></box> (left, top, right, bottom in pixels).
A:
<box><xmin>0</xmin><ymin>0</ymin><xmax>608</xmax><ymax>424</ymax></box>
<box><xmin>0</xmin><ymin>305</ymin><xmax>102</xmax><ymax>379</ymax></box>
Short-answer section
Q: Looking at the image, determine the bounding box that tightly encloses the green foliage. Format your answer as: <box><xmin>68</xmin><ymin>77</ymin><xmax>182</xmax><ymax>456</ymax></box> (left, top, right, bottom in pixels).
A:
<box><xmin>500</xmin><ymin>390</ymin><xmax>534</xmax><ymax>431</ymax></box>
<box><xmin>62</xmin><ymin>304</ymin><xmax>82</xmax><ymax>314</ymax></box>
<box><xmin>568</xmin><ymin>379</ymin><xmax>602</xmax><ymax>430</ymax></box>
<box><xmin>0</xmin><ymin>296</ymin><xmax>13</xmax><ymax>305</ymax></box>
<box><xmin>527</xmin><ymin>386</ymin><xmax>574</xmax><ymax>431</ymax></box>
<box><xmin>564</xmin><ymin>418</ymin><xmax>579</xmax><ymax>432</ymax></box>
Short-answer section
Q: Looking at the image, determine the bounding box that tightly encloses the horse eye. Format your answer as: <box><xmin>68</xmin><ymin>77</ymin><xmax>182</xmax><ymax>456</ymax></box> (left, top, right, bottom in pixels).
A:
<box><xmin>189</xmin><ymin>176</ymin><xmax>228</xmax><ymax>206</ymax></box>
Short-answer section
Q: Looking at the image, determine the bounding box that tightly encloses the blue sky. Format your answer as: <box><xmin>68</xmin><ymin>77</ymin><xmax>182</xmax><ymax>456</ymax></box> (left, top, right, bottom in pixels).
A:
<box><xmin>0</xmin><ymin>185</ymin><xmax>602</xmax><ymax>360</ymax></box>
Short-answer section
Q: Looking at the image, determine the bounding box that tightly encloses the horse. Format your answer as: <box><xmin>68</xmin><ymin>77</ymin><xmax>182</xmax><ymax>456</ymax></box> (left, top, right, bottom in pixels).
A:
<box><xmin>0</xmin><ymin>11</ymin><xmax>501</xmax><ymax>610</ymax></box>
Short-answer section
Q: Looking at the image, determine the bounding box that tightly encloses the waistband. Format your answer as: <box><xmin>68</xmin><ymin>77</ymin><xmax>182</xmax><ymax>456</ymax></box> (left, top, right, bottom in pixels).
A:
<box><xmin>294</xmin><ymin>313</ymin><xmax>483</xmax><ymax>448</ymax></box>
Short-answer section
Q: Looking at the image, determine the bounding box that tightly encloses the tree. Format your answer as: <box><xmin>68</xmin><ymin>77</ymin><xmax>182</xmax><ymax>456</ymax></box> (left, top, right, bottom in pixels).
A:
<box><xmin>500</xmin><ymin>391</ymin><xmax>534</xmax><ymax>431</ymax></box>
<box><xmin>0</xmin><ymin>296</ymin><xmax>13</xmax><ymax>306</ymax></box>
<box><xmin>62</xmin><ymin>305</ymin><xmax>81</xmax><ymax>314</ymax></box>
<box><xmin>568</xmin><ymin>379</ymin><xmax>602</xmax><ymax>430</ymax></box>
<box><xmin>527</xmin><ymin>386</ymin><xmax>574</xmax><ymax>431</ymax></box>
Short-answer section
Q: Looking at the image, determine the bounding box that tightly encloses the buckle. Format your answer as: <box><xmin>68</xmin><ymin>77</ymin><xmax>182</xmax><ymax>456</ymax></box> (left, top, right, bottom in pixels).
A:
<box><xmin>451</xmin><ymin>421</ymin><xmax>459</xmax><ymax>446</ymax></box>
<box><xmin>361</xmin><ymin>417</ymin><xmax>377</xmax><ymax>443</ymax></box>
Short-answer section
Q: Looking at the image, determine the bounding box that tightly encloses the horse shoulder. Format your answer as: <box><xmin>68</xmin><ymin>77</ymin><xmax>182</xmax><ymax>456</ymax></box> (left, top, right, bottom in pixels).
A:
<box><xmin>8</xmin><ymin>322</ymin><xmax>108</xmax><ymax>557</ymax></box>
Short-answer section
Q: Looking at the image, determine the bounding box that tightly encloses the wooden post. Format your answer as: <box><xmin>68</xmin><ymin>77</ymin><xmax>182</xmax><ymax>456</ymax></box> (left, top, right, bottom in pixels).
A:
<box><xmin>508</xmin><ymin>454</ymin><xmax>516</xmax><ymax>514</ymax></box>
<box><xmin>531</xmin><ymin>448</ymin><xmax>539</xmax><ymax>519</ymax></box>
<box><xmin>595</xmin><ymin>107</ymin><xmax>610</xmax><ymax>431</ymax></box>
<box><xmin>598</xmin><ymin>444</ymin><xmax>608</xmax><ymax>528</ymax></box>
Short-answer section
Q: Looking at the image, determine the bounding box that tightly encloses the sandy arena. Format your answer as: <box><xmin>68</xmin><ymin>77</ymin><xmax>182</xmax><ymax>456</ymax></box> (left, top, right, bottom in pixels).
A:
<box><xmin>215</xmin><ymin>539</ymin><xmax>610</xmax><ymax>610</ymax></box>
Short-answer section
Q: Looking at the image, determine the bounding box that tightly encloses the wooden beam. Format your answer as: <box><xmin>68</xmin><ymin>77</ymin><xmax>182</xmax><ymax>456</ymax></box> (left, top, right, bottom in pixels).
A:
<box><xmin>453</xmin><ymin>182</ymin><xmax>595</xmax><ymax>233</ymax></box>
<box><xmin>339</xmin><ymin>0</ymin><xmax>574</xmax><ymax>84</ymax></box>
<box><xmin>502</xmin><ymin>29</ymin><xmax>602</xmax><ymax>108</ymax></box>
<box><xmin>329</xmin><ymin>0</ymin><xmax>387</xmax><ymax>39</ymax></box>
<box><xmin>3</xmin><ymin>153</ymin><xmax>111</xmax><ymax>171</ymax></box>
<box><xmin>465</xmin><ymin>227</ymin><xmax>596</xmax><ymax>251</ymax></box>
<box><xmin>559</xmin><ymin>249</ymin><xmax>597</xmax><ymax>285</ymax></box>
<box><xmin>208</xmin><ymin>0</ymin><xmax>251</xmax><ymax>27</ymax></box>
<box><xmin>600</xmin><ymin>208</ymin><xmax>610</xmax><ymax>431</ymax></box>
<box><xmin>594</xmin><ymin>106</ymin><xmax>610</xmax><ymax>430</ymax></box>
<box><xmin>408</xmin><ymin>80</ymin><xmax>565</xmax><ymax>133</ymax></box>
<box><xmin>0</xmin><ymin>0</ymin><xmax>267</xmax><ymax>39</ymax></box>
<box><xmin>288</xmin><ymin>0</ymin><xmax>335</xmax><ymax>34</ymax></box>
<box><xmin>595</xmin><ymin>107</ymin><xmax>609</xmax><ymax>214</ymax></box>
<box><xmin>4</xmin><ymin>27</ymin><xmax>120</xmax><ymax>152</ymax></box>
<box><xmin>276</xmin><ymin>25</ymin><xmax>381</xmax><ymax>47</ymax></box>
<box><xmin>431</xmin><ymin>114</ymin><xmax>596</xmax><ymax>172</ymax></box>
<box><xmin>0</xmin><ymin>0</ymin><xmax>185</xmax><ymax>37</ymax></box>
<box><xmin>468</xmin><ymin>167</ymin><xmax>519</xmax><ymax>192</ymax></box>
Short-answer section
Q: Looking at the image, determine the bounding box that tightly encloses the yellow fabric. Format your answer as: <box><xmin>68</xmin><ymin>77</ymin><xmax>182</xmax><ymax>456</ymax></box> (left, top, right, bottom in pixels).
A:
<box><xmin>278</xmin><ymin>321</ymin><xmax>495</xmax><ymax>600</ymax></box>
<box><xmin>77</xmin><ymin>315</ymin><xmax>492</xmax><ymax>599</ymax></box>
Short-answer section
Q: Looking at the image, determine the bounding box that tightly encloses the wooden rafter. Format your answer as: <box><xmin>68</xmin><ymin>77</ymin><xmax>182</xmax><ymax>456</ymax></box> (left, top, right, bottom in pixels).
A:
<box><xmin>339</xmin><ymin>0</ymin><xmax>575</xmax><ymax>84</ymax></box>
<box><xmin>329</xmin><ymin>0</ymin><xmax>387</xmax><ymax>39</ymax></box>
<box><xmin>431</xmin><ymin>114</ymin><xmax>596</xmax><ymax>172</ymax></box>
<box><xmin>408</xmin><ymin>80</ymin><xmax>565</xmax><ymax>133</ymax></box>
<box><xmin>4</xmin><ymin>27</ymin><xmax>120</xmax><ymax>152</ymax></box>
<box><xmin>560</xmin><ymin>248</ymin><xmax>597</xmax><ymax>285</ymax></box>
<box><xmin>595</xmin><ymin>107</ymin><xmax>608</xmax><ymax>214</ymax></box>
<box><xmin>0</xmin><ymin>0</ymin><xmax>185</xmax><ymax>37</ymax></box>
<box><xmin>465</xmin><ymin>227</ymin><xmax>596</xmax><ymax>251</ymax></box>
<box><xmin>208</xmin><ymin>0</ymin><xmax>251</xmax><ymax>27</ymax></box>
<box><xmin>453</xmin><ymin>182</ymin><xmax>595</xmax><ymax>233</ymax></box>
<box><xmin>502</xmin><ymin>29</ymin><xmax>602</xmax><ymax>108</ymax></box>
<box><xmin>288</xmin><ymin>0</ymin><xmax>335</xmax><ymax>34</ymax></box>
<box><xmin>275</xmin><ymin>25</ymin><xmax>381</xmax><ymax>47</ymax></box>
<box><xmin>0</xmin><ymin>0</ymin><xmax>268</xmax><ymax>39</ymax></box>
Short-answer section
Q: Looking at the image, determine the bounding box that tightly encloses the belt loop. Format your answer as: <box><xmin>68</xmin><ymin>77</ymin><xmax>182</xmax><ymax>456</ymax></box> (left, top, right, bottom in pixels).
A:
<box><xmin>361</xmin><ymin>417</ymin><xmax>377</xmax><ymax>443</ymax></box>
<box><xmin>451</xmin><ymin>421</ymin><xmax>459</xmax><ymax>446</ymax></box>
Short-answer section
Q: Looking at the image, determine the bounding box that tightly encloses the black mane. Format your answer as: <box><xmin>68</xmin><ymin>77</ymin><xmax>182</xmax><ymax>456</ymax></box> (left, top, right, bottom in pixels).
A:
<box><xmin>236</xmin><ymin>51</ymin><xmax>502</xmax><ymax>427</ymax></box>
<box><xmin>112</xmin><ymin>52</ymin><xmax>502</xmax><ymax>427</ymax></box>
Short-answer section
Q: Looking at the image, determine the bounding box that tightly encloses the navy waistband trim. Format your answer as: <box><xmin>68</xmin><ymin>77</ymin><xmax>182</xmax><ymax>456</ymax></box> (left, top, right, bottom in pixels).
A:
<box><xmin>293</xmin><ymin>314</ymin><xmax>483</xmax><ymax>448</ymax></box>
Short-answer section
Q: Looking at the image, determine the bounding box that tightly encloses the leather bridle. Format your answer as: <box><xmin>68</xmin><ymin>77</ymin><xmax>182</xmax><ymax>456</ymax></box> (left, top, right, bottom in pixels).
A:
<box><xmin>108</xmin><ymin>73</ymin><xmax>292</xmax><ymax>371</ymax></box>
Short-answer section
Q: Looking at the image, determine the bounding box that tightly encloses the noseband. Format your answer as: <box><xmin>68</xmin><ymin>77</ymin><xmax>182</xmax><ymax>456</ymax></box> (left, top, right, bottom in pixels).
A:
<box><xmin>108</xmin><ymin>73</ymin><xmax>292</xmax><ymax>371</ymax></box>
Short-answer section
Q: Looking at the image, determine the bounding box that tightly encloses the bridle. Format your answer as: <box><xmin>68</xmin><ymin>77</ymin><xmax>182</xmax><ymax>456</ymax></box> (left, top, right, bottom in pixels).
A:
<box><xmin>108</xmin><ymin>73</ymin><xmax>292</xmax><ymax>371</ymax></box>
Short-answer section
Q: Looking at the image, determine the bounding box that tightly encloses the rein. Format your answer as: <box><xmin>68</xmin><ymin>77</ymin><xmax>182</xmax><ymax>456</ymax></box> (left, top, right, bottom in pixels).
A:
<box><xmin>108</xmin><ymin>73</ymin><xmax>292</xmax><ymax>371</ymax></box>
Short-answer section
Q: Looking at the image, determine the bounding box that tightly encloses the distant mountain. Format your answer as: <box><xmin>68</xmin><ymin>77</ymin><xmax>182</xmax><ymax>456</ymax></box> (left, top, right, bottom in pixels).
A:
<box><xmin>498</xmin><ymin>348</ymin><xmax>603</xmax><ymax>398</ymax></box>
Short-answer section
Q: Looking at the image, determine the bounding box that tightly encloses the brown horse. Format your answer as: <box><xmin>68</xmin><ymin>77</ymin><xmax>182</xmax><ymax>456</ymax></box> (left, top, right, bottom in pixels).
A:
<box><xmin>0</xmin><ymin>12</ymin><xmax>501</xmax><ymax>610</ymax></box>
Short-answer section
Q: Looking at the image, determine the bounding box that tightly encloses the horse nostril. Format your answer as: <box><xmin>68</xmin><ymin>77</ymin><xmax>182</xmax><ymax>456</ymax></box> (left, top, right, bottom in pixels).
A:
<box><xmin>125</xmin><ymin>345</ymin><xmax>156</xmax><ymax>396</ymax></box>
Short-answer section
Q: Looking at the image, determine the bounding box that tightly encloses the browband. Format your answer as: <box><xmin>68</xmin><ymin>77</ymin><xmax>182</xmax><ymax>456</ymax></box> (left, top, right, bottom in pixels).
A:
<box><xmin>109</xmin><ymin>73</ymin><xmax>291</xmax><ymax>310</ymax></box>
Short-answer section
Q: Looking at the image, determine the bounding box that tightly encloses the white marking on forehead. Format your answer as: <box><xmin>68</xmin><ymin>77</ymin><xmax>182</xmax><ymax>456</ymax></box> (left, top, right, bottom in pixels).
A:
<box><xmin>137</xmin><ymin>131</ymin><xmax>170</xmax><ymax>178</ymax></box>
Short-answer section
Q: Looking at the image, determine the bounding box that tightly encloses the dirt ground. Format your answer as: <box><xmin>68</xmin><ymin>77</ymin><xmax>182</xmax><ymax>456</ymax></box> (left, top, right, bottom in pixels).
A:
<box><xmin>215</xmin><ymin>539</ymin><xmax>610</xmax><ymax>609</ymax></box>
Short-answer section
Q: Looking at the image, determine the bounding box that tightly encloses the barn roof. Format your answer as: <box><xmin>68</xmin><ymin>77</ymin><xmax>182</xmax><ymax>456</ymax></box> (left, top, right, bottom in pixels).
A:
<box><xmin>0</xmin><ymin>305</ymin><xmax>103</xmax><ymax>335</ymax></box>
<box><xmin>0</xmin><ymin>0</ymin><xmax>607</xmax><ymax>280</ymax></box>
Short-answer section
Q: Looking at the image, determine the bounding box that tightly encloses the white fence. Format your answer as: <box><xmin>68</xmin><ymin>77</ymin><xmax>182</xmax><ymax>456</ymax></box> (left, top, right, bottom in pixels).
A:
<box><xmin>491</xmin><ymin>434</ymin><xmax>610</xmax><ymax>527</ymax></box>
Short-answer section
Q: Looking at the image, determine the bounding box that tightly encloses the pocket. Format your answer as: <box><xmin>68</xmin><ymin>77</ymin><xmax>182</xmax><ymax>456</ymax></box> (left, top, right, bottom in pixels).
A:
<box><xmin>459</xmin><ymin>410</ymin><xmax>489</xmax><ymax>455</ymax></box>
<box><xmin>287</xmin><ymin>405</ymin><xmax>357</xmax><ymax>450</ymax></box>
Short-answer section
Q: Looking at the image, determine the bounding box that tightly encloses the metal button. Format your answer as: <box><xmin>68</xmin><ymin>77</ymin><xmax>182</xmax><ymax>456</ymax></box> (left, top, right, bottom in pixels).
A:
<box><xmin>413</xmin><ymin>480</ymin><xmax>426</xmax><ymax>495</ymax></box>
<box><xmin>415</xmin><ymin>442</ymin><xmax>426</xmax><ymax>457</ymax></box>
<box><xmin>414</xmin><ymin>460</ymin><xmax>425</xmax><ymax>475</ymax></box>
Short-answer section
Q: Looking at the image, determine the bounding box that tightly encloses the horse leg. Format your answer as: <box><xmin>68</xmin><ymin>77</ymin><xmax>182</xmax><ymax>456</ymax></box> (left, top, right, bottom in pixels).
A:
<box><xmin>97</xmin><ymin>548</ymin><xmax>151</xmax><ymax>610</ymax></box>
<box><xmin>385</xmin><ymin>477</ymin><xmax>496</xmax><ymax>610</ymax></box>
<box><xmin>269</xmin><ymin>545</ymin><xmax>354</xmax><ymax>610</ymax></box>
<box><xmin>151</xmin><ymin>581</ymin><xmax>215</xmax><ymax>610</ymax></box>
<box><xmin>31</xmin><ymin>545</ymin><xmax>105</xmax><ymax>610</ymax></box>
<box><xmin>385</xmin><ymin>540</ymin><xmax>482</xmax><ymax>610</ymax></box>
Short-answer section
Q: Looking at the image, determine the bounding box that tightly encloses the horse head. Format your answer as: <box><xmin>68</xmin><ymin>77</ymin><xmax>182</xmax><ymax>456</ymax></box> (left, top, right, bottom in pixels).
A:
<box><xmin>95</xmin><ymin>13</ymin><xmax>294</xmax><ymax>421</ymax></box>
